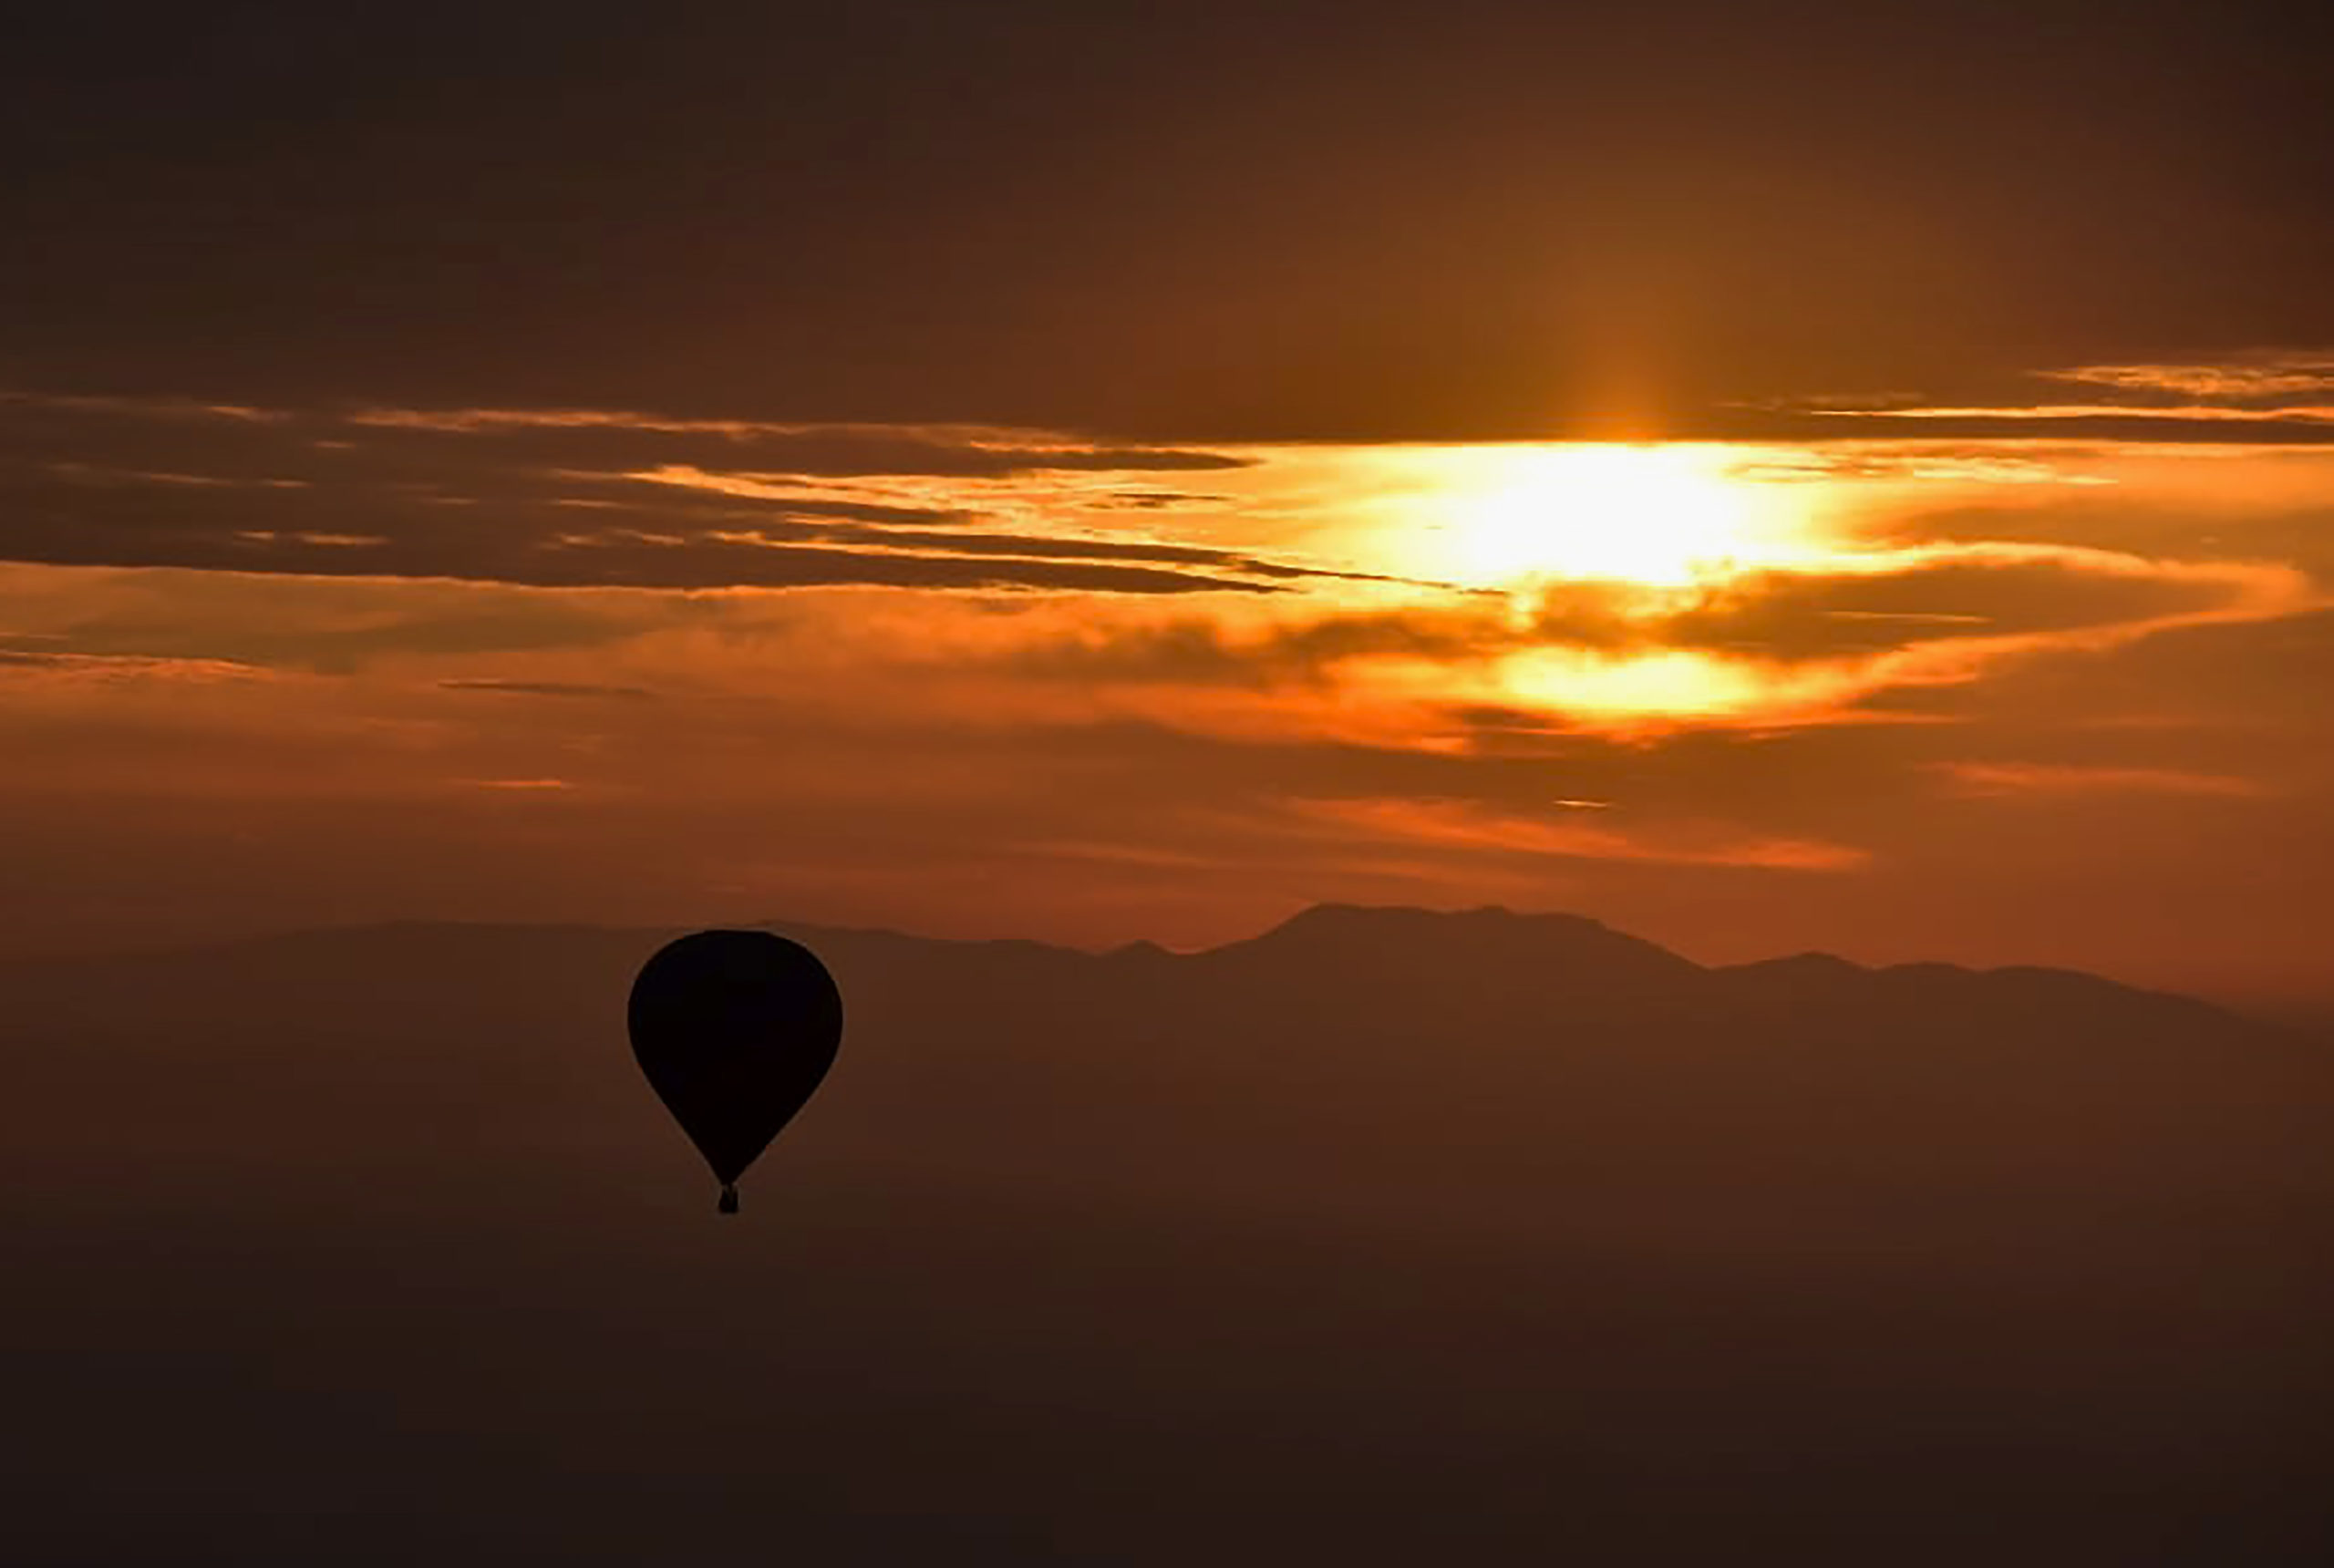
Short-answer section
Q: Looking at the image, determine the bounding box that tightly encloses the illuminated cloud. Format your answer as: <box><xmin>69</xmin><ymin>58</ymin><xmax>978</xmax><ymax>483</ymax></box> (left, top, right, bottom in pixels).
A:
<box><xmin>1721</xmin><ymin>449</ymin><xmax>2114</xmax><ymax>485</ymax></box>
<box><xmin>988</xmin><ymin>541</ymin><xmax>2314</xmax><ymax>743</ymax></box>
<box><xmin>1767</xmin><ymin>352</ymin><xmax>2334</xmax><ymax>441</ymax></box>
<box><xmin>1291</xmin><ymin>797</ymin><xmax>1870</xmax><ymax>871</ymax></box>
<box><xmin>1933</xmin><ymin>761</ymin><xmax>2268</xmax><ymax>799</ymax></box>
<box><xmin>0</xmin><ymin>393</ymin><xmax>1343</xmax><ymax>596</ymax></box>
<box><xmin>1</xmin><ymin>394</ymin><xmax>2323</xmax><ymax>945</ymax></box>
<box><xmin>0</xmin><ymin>645</ymin><xmax>263</xmax><ymax>683</ymax></box>
<box><xmin>0</xmin><ymin>391</ymin><xmax>287</xmax><ymax>423</ymax></box>
<box><xmin>2039</xmin><ymin>355</ymin><xmax>2334</xmax><ymax>400</ymax></box>
<box><xmin>0</xmin><ymin>391</ymin><xmax>1252</xmax><ymax>479</ymax></box>
<box><xmin>1797</xmin><ymin>401</ymin><xmax>2334</xmax><ymax>427</ymax></box>
<box><xmin>5</xmin><ymin>392</ymin><xmax>2319</xmax><ymax>759</ymax></box>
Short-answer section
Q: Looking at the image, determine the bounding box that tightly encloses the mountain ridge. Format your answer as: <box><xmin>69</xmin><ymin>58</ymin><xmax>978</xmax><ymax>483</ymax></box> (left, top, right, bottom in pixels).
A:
<box><xmin>3</xmin><ymin>899</ymin><xmax>2267</xmax><ymax>1035</ymax></box>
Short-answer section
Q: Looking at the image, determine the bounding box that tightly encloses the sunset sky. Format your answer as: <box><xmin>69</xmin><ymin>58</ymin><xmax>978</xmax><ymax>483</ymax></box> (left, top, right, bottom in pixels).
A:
<box><xmin>5</xmin><ymin>4</ymin><xmax>2329</xmax><ymax>1006</ymax></box>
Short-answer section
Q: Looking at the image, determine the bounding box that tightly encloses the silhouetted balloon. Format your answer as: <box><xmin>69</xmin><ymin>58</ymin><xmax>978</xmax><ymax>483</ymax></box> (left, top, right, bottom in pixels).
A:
<box><xmin>627</xmin><ymin>930</ymin><xmax>842</xmax><ymax>1214</ymax></box>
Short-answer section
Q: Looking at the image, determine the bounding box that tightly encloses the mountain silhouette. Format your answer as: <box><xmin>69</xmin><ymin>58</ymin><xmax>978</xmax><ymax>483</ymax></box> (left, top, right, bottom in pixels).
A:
<box><xmin>4</xmin><ymin>904</ymin><xmax>2329</xmax><ymax>1564</ymax></box>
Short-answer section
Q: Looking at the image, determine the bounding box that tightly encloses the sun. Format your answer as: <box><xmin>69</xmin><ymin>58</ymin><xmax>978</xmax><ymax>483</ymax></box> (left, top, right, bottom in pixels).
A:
<box><xmin>1434</xmin><ymin>444</ymin><xmax>1771</xmax><ymax>589</ymax></box>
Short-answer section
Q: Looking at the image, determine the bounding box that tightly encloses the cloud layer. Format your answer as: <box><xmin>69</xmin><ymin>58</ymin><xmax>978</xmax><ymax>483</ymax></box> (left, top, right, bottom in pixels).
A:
<box><xmin>2</xmin><ymin>389</ymin><xmax>2328</xmax><ymax>1000</ymax></box>
<box><xmin>0</xmin><ymin>393</ymin><xmax>1324</xmax><ymax>595</ymax></box>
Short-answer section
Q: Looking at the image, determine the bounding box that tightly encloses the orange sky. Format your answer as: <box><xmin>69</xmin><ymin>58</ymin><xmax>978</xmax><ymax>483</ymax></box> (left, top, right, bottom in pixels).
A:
<box><xmin>3</xmin><ymin>373</ymin><xmax>2329</xmax><ymax>1006</ymax></box>
<box><xmin>7</xmin><ymin>5</ymin><xmax>2330</xmax><ymax>1006</ymax></box>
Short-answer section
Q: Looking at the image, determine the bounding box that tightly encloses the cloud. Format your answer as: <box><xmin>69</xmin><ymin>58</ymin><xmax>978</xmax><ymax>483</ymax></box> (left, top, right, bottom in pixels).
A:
<box><xmin>355</xmin><ymin>406</ymin><xmax>1254</xmax><ymax>473</ymax></box>
<box><xmin>2</xmin><ymin>391</ymin><xmax>1255</xmax><ymax>480</ymax></box>
<box><xmin>2039</xmin><ymin>355</ymin><xmax>2334</xmax><ymax>401</ymax></box>
<box><xmin>3</xmin><ymin>389</ymin><xmax>2322</xmax><ymax>755</ymax></box>
<box><xmin>1795</xmin><ymin>402</ymin><xmax>2334</xmax><ymax>428</ymax></box>
<box><xmin>0</xmin><ymin>392</ymin><xmax>1356</xmax><ymax>596</ymax></box>
<box><xmin>436</xmin><ymin>678</ymin><xmax>658</xmax><ymax>701</ymax></box>
<box><xmin>993</xmin><ymin>542</ymin><xmax>2315</xmax><ymax>742</ymax></box>
<box><xmin>0</xmin><ymin>645</ymin><xmax>262</xmax><ymax>682</ymax></box>
<box><xmin>0</xmin><ymin>391</ymin><xmax>286</xmax><ymax>423</ymax></box>
<box><xmin>1660</xmin><ymin>543</ymin><xmax>2305</xmax><ymax>657</ymax></box>
<box><xmin>1290</xmin><ymin>796</ymin><xmax>1870</xmax><ymax>871</ymax></box>
<box><xmin>1933</xmin><ymin>761</ymin><xmax>2269</xmax><ymax>799</ymax></box>
<box><xmin>1758</xmin><ymin>352</ymin><xmax>2334</xmax><ymax>443</ymax></box>
<box><xmin>1721</xmin><ymin>449</ymin><xmax>2115</xmax><ymax>486</ymax></box>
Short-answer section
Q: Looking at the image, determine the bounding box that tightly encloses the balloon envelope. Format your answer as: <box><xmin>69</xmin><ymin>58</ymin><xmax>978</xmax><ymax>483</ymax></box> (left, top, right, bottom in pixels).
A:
<box><xmin>627</xmin><ymin>930</ymin><xmax>842</xmax><ymax>1210</ymax></box>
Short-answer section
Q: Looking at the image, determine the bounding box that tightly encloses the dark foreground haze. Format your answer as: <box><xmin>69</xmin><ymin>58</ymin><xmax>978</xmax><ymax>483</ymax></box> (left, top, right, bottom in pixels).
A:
<box><xmin>6</xmin><ymin>905</ymin><xmax>2329</xmax><ymax>1564</ymax></box>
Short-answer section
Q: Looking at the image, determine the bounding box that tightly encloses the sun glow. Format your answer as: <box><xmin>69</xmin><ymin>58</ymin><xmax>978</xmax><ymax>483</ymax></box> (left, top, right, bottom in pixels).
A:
<box><xmin>1492</xmin><ymin>647</ymin><xmax>1866</xmax><ymax>727</ymax></box>
<box><xmin>1422</xmin><ymin>444</ymin><xmax>1803</xmax><ymax>589</ymax></box>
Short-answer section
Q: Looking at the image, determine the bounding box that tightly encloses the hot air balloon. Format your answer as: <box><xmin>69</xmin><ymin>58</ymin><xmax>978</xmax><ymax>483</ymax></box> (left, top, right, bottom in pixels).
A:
<box><xmin>627</xmin><ymin>929</ymin><xmax>843</xmax><ymax>1214</ymax></box>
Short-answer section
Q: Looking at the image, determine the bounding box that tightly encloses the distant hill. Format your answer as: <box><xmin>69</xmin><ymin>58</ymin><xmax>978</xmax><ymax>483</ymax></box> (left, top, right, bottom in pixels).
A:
<box><xmin>5</xmin><ymin>901</ymin><xmax>2314</xmax><ymax>1208</ymax></box>
<box><xmin>4</xmin><ymin>904</ymin><xmax>2329</xmax><ymax>1564</ymax></box>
